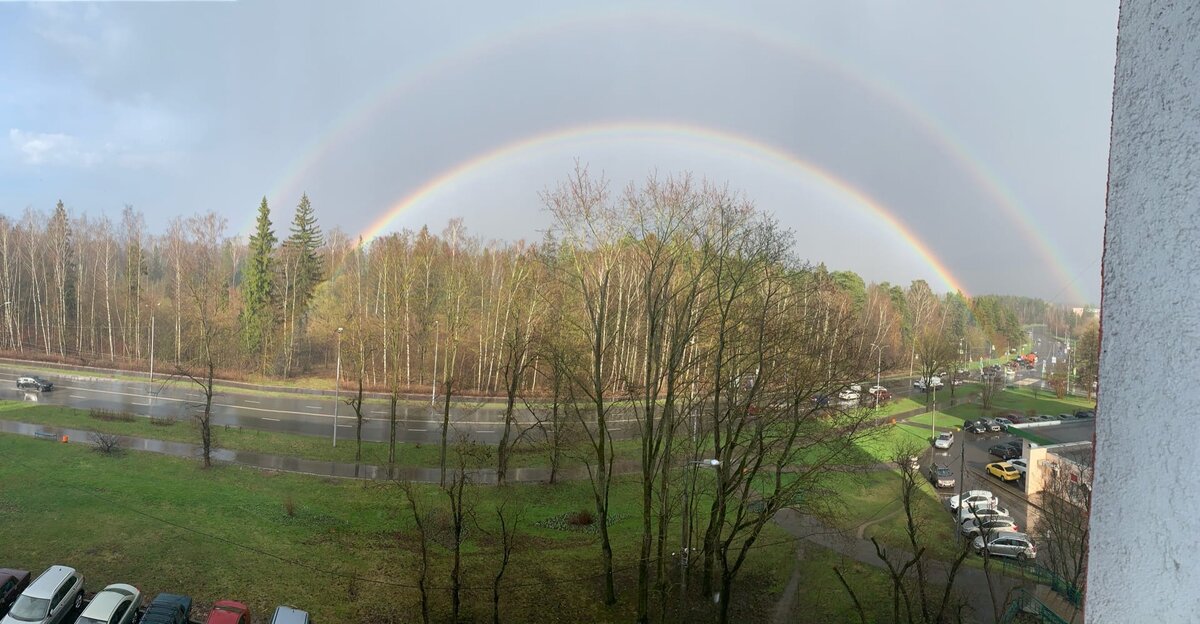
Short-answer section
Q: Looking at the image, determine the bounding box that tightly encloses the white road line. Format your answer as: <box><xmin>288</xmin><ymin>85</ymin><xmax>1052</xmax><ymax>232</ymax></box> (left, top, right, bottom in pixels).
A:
<box><xmin>476</xmin><ymin>429</ymin><xmax>495</xmax><ymax>433</ymax></box>
<box><xmin>408</xmin><ymin>427</ymin><xmax>427</xmax><ymax>432</ymax></box>
<box><xmin>337</xmin><ymin>424</ymin><xmax>352</xmax><ymax>428</ymax></box>
<box><xmin>261</xmin><ymin>417</ymin><xmax>280</xmax><ymax>422</ymax></box>
<box><xmin>304</xmin><ymin>405</ymin><xmax>322</xmax><ymax>410</ymax></box>
<box><xmin>131</xmin><ymin>402</ymin><xmax>149</xmax><ymax>406</ymax></box>
<box><xmin>244</xmin><ymin>400</ymin><xmax>261</xmax><ymax>404</ymax></box>
<box><xmin>372</xmin><ymin>410</ymin><xmax>389</xmax><ymax>415</ymax></box>
<box><xmin>68</xmin><ymin>394</ymin><xmax>86</xmax><ymax>399</ymax></box>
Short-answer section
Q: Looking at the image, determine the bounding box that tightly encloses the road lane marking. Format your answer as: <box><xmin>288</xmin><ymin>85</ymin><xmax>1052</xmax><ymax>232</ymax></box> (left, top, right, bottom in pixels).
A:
<box><xmin>131</xmin><ymin>402</ymin><xmax>149</xmax><ymax>406</ymax></box>
<box><xmin>305</xmin><ymin>405</ymin><xmax>322</xmax><ymax>410</ymax></box>
<box><xmin>372</xmin><ymin>410</ymin><xmax>389</xmax><ymax>415</ymax></box>
<box><xmin>408</xmin><ymin>427</ymin><xmax>427</xmax><ymax>432</ymax></box>
<box><xmin>261</xmin><ymin>417</ymin><xmax>280</xmax><ymax>422</ymax></box>
<box><xmin>69</xmin><ymin>394</ymin><xmax>86</xmax><ymax>399</ymax></box>
<box><xmin>477</xmin><ymin>429</ymin><xmax>495</xmax><ymax>433</ymax></box>
<box><xmin>337</xmin><ymin>424</ymin><xmax>352</xmax><ymax>428</ymax></box>
<box><xmin>244</xmin><ymin>400</ymin><xmax>261</xmax><ymax>404</ymax></box>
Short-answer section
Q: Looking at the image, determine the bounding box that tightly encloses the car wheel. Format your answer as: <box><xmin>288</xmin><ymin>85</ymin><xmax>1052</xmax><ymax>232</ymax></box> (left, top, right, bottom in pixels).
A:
<box><xmin>1017</xmin><ymin>552</ymin><xmax>1028</xmax><ymax>563</ymax></box>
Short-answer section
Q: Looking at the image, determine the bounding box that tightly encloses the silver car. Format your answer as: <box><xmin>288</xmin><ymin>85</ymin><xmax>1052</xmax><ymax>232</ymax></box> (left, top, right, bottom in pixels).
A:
<box><xmin>0</xmin><ymin>566</ymin><xmax>84</xmax><ymax>624</ymax></box>
<box><xmin>973</xmin><ymin>531</ymin><xmax>1037</xmax><ymax>560</ymax></box>
<box><xmin>960</xmin><ymin>517</ymin><xmax>1020</xmax><ymax>539</ymax></box>
<box><xmin>74</xmin><ymin>583</ymin><xmax>140</xmax><ymax>624</ymax></box>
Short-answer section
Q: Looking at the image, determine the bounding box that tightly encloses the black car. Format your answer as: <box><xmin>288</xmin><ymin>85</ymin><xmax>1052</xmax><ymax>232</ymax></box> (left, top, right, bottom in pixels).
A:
<box><xmin>1074</xmin><ymin>410</ymin><xmax>1096</xmax><ymax>419</ymax></box>
<box><xmin>965</xmin><ymin>420</ymin><xmax>990</xmax><ymax>434</ymax></box>
<box><xmin>988</xmin><ymin>444</ymin><xmax>1021</xmax><ymax>460</ymax></box>
<box><xmin>15</xmin><ymin>376</ymin><xmax>52</xmax><ymax>392</ymax></box>
<box><xmin>140</xmin><ymin>593</ymin><xmax>193</xmax><ymax>624</ymax></box>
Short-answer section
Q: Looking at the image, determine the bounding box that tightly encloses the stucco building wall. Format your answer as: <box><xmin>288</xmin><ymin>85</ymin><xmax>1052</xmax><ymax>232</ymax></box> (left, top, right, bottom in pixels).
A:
<box><xmin>1088</xmin><ymin>1</ymin><xmax>1200</xmax><ymax>621</ymax></box>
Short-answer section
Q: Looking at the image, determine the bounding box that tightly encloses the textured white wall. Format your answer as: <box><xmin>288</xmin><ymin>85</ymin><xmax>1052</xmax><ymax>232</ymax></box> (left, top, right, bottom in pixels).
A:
<box><xmin>1089</xmin><ymin>1</ymin><xmax>1200</xmax><ymax>621</ymax></box>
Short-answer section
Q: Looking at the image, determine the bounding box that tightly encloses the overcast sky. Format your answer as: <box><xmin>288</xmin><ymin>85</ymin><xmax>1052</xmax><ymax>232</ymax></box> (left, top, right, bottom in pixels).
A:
<box><xmin>0</xmin><ymin>1</ymin><xmax>1118</xmax><ymax>304</ymax></box>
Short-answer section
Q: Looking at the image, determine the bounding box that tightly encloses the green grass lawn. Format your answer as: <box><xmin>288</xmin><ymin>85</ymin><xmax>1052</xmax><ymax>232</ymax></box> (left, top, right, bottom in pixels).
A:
<box><xmin>0</xmin><ymin>401</ymin><xmax>642</xmax><ymax>471</ymax></box>
<box><xmin>0</xmin><ymin>432</ymin><xmax>794</xmax><ymax>622</ymax></box>
<box><xmin>789</xmin><ymin>546</ymin><xmax>898</xmax><ymax>623</ymax></box>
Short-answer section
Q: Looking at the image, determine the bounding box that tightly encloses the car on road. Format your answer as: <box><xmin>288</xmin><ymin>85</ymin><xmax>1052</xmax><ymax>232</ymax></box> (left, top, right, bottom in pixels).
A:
<box><xmin>837</xmin><ymin>388</ymin><xmax>860</xmax><ymax>402</ymax></box>
<box><xmin>269</xmin><ymin>606</ymin><xmax>310</xmax><ymax>624</ymax></box>
<box><xmin>933</xmin><ymin>432</ymin><xmax>954</xmax><ymax>449</ymax></box>
<box><xmin>965</xmin><ymin>420</ymin><xmax>990</xmax><ymax>434</ymax></box>
<box><xmin>1008</xmin><ymin>459</ymin><xmax>1028</xmax><ymax>475</ymax></box>
<box><xmin>0</xmin><ymin>570</ymin><xmax>30</xmax><ymax>619</ymax></box>
<box><xmin>1074</xmin><ymin>410</ymin><xmax>1096</xmax><ymax>419</ymax></box>
<box><xmin>986</xmin><ymin>462</ymin><xmax>1022</xmax><ymax>482</ymax></box>
<box><xmin>15</xmin><ymin>376</ymin><xmax>53</xmax><ymax>392</ymax></box>
<box><xmin>927</xmin><ymin>464</ymin><xmax>955</xmax><ymax>489</ymax></box>
<box><xmin>138</xmin><ymin>594</ymin><xmax>191</xmax><ymax>624</ymax></box>
<box><xmin>75</xmin><ymin>583</ymin><xmax>140</xmax><ymax>624</ymax></box>
<box><xmin>957</xmin><ymin>505</ymin><xmax>1011</xmax><ymax>524</ymax></box>
<box><xmin>973</xmin><ymin>531</ymin><xmax>1037</xmax><ymax>561</ymax></box>
<box><xmin>868</xmin><ymin>385</ymin><xmax>888</xmax><ymax>396</ymax></box>
<box><xmin>0</xmin><ymin>565</ymin><xmax>83</xmax><ymax>624</ymax></box>
<box><xmin>960</xmin><ymin>517</ymin><xmax>1020</xmax><ymax>539</ymax></box>
<box><xmin>988</xmin><ymin>443</ymin><xmax>1021</xmax><ymax>460</ymax></box>
<box><xmin>949</xmin><ymin>490</ymin><xmax>998</xmax><ymax>512</ymax></box>
<box><xmin>205</xmin><ymin>600</ymin><xmax>251</xmax><ymax>624</ymax></box>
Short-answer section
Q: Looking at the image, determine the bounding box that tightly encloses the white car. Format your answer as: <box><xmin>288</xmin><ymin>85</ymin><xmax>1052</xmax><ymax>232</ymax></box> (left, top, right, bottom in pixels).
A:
<box><xmin>949</xmin><ymin>489</ymin><xmax>998</xmax><ymax>512</ymax></box>
<box><xmin>837</xmin><ymin>389</ymin><xmax>861</xmax><ymax>401</ymax></box>
<box><xmin>957</xmin><ymin>505</ymin><xmax>1011</xmax><ymax>524</ymax></box>
<box><xmin>933</xmin><ymin>432</ymin><xmax>954</xmax><ymax>449</ymax></box>
<box><xmin>1008</xmin><ymin>459</ymin><xmax>1028</xmax><ymax>475</ymax></box>
<box><xmin>75</xmin><ymin>583</ymin><xmax>140</xmax><ymax>624</ymax></box>
<box><xmin>973</xmin><ymin>531</ymin><xmax>1037</xmax><ymax>560</ymax></box>
<box><xmin>868</xmin><ymin>385</ymin><xmax>888</xmax><ymax>396</ymax></box>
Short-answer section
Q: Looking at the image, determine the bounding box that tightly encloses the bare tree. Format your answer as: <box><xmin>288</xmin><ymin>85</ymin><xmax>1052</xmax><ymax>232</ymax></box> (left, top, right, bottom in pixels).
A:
<box><xmin>490</xmin><ymin>496</ymin><xmax>523</xmax><ymax>624</ymax></box>
<box><xmin>399</xmin><ymin>481</ymin><xmax>432</xmax><ymax>624</ymax></box>
<box><xmin>1031</xmin><ymin>457</ymin><xmax>1091</xmax><ymax>622</ymax></box>
<box><xmin>89</xmin><ymin>431</ymin><xmax>123</xmax><ymax>455</ymax></box>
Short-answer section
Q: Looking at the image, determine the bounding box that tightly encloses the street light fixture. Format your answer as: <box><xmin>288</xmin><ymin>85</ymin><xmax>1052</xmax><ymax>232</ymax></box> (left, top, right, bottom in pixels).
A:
<box><xmin>333</xmin><ymin>327</ymin><xmax>343</xmax><ymax>448</ymax></box>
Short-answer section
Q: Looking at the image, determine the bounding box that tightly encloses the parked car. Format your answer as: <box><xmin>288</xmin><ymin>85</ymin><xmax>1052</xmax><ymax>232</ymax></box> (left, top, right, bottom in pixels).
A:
<box><xmin>0</xmin><ymin>565</ymin><xmax>83</xmax><ymax>624</ymax></box>
<box><xmin>933</xmin><ymin>432</ymin><xmax>954</xmax><ymax>449</ymax></box>
<box><xmin>867</xmin><ymin>385</ymin><xmax>888</xmax><ymax>396</ymax></box>
<box><xmin>927</xmin><ymin>464</ymin><xmax>955</xmax><ymax>489</ymax></box>
<box><xmin>1057</xmin><ymin>413</ymin><xmax>1073</xmax><ymax>421</ymax></box>
<box><xmin>957</xmin><ymin>505</ymin><xmax>1011</xmax><ymax>524</ymax></box>
<box><xmin>949</xmin><ymin>490</ymin><xmax>998</xmax><ymax>512</ymax></box>
<box><xmin>1004</xmin><ymin>413</ymin><xmax>1026</xmax><ymax>424</ymax></box>
<box><xmin>988</xmin><ymin>443</ymin><xmax>1021</xmax><ymax>460</ymax></box>
<box><xmin>1008</xmin><ymin>459</ymin><xmax>1028</xmax><ymax>475</ymax></box>
<box><xmin>992</xmin><ymin>417</ymin><xmax>1014</xmax><ymax>430</ymax></box>
<box><xmin>1074</xmin><ymin>410</ymin><xmax>1096</xmax><ymax>419</ymax></box>
<box><xmin>837</xmin><ymin>388</ymin><xmax>860</xmax><ymax>402</ymax></box>
<box><xmin>0</xmin><ymin>570</ymin><xmax>31</xmax><ymax>619</ymax></box>
<box><xmin>75</xmin><ymin>583</ymin><xmax>140</xmax><ymax>624</ymax></box>
<box><xmin>973</xmin><ymin>531</ymin><xmax>1037</xmax><ymax>561</ymax></box>
<box><xmin>15</xmin><ymin>376</ymin><xmax>53</xmax><ymax>392</ymax></box>
<box><xmin>965</xmin><ymin>420</ymin><xmax>989</xmax><ymax>434</ymax></box>
<box><xmin>138</xmin><ymin>594</ymin><xmax>191</xmax><ymax>624</ymax></box>
<box><xmin>269</xmin><ymin>606</ymin><xmax>310</xmax><ymax>624</ymax></box>
<box><xmin>986</xmin><ymin>462</ymin><xmax>1022</xmax><ymax>482</ymax></box>
<box><xmin>960</xmin><ymin>517</ymin><xmax>1020</xmax><ymax>539</ymax></box>
<box><xmin>985</xmin><ymin>420</ymin><xmax>1004</xmax><ymax>432</ymax></box>
<box><xmin>204</xmin><ymin>601</ymin><xmax>251</xmax><ymax>624</ymax></box>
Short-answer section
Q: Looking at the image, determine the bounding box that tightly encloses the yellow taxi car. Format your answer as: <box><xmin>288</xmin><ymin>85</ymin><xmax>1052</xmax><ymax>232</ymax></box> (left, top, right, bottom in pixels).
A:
<box><xmin>986</xmin><ymin>462</ymin><xmax>1022</xmax><ymax>482</ymax></box>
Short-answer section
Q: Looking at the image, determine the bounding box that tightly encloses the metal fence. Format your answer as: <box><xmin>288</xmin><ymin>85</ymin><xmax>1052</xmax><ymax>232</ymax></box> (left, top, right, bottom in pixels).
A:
<box><xmin>1000</xmin><ymin>588</ymin><xmax>1070</xmax><ymax>624</ymax></box>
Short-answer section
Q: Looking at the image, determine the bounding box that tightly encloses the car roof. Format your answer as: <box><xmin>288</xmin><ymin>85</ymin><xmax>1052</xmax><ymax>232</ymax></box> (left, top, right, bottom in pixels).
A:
<box><xmin>961</xmin><ymin>489</ymin><xmax>993</xmax><ymax>498</ymax></box>
<box><xmin>0</xmin><ymin>569</ymin><xmax>30</xmax><ymax>582</ymax></box>
<box><xmin>209</xmin><ymin>600</ymin><xmax>249</xmax><ymax>623</ymax></box>
<box><xmin>989</xmin><ymin>531</ymin><xmax>1031</xmax><ymax>541</ymax></box>
<box><xmin>80</xmin><ymin>586</ymin><xmax>136</xmax><ymax>618</ymax></box>
<box><xmin>25</xmin><ymin>565</ymin><xmax>77</xmax><ymax>599</ymax></box>
<box><xmin>271</xmin><ymin>606</ymin><xmax>310</xmax><ymax>623</ymax></box>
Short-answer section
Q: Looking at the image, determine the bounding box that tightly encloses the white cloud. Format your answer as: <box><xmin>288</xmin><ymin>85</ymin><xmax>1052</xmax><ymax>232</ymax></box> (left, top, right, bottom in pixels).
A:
<box><xmin>8</xmin><ymin>129</ymin><xmax>100</xmax><ymax>166</ymax></box>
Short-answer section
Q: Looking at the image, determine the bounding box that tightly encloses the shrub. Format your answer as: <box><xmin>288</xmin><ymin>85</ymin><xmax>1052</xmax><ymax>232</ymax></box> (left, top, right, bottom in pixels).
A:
<box><xmin>149</xmin><ymin>416</ymin><xmax>175</xmax><ymax>427</ymax></box>
<box><xmin>283</xmin><ymin>495</ymin><xmax>296</xmax><ymax>518</ymax></box>
<box><xmin>89</xmin><ymin>408</ymin><xmax>136</xmax><ymax>423</ymax></box>
<box><xmin>89</xmin><ymin>432</ymin><xmax>124</xmax><ymax>455</ymax></box>
<box><xmin>567</xmin><ymin>509</ymin><xmax>594</xmax><ymax>526</ymax></box>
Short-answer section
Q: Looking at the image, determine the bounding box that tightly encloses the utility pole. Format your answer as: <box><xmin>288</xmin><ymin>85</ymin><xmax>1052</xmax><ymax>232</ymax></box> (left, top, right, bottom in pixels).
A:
<box><xmin>333</xmin><ymin>327</ymin><xmax>343</xmax><ymax>448</ymax></box>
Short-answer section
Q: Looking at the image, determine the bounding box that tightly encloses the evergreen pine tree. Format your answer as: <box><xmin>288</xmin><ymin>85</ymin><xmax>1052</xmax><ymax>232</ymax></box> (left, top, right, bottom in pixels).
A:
<box><xmin>241</xmin><ymin>197</ymin><xmax>277</xmax><ymax>372</ymax></box>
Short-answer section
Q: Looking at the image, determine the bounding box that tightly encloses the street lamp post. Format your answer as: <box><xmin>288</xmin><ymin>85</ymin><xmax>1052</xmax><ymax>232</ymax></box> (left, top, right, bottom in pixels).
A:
<box><xmin>870</xmin><ymin>343</ymin><xmax>882</xmax><ymax>410</ymax></box>
<box><xmin>333</xmin><ymin>327</ymin><xmax>343</xmax><ymax>448</ymax></box>
<box><xmin>681</xmin><ymin>458</ymin><xmax>720</xmax><ymax>618</ymax></box>
<box><xmin>431</xmin><ymin>320</ymin><xmax>440</xmax><ymax>407</ymax></box>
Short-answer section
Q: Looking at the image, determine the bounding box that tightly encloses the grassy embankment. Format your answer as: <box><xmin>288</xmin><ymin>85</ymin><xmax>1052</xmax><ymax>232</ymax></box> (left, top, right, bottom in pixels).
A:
<box><xmin>0</xmin><ymin>432</ymin><xmax>796</xmax><ymax>622</ymax></box>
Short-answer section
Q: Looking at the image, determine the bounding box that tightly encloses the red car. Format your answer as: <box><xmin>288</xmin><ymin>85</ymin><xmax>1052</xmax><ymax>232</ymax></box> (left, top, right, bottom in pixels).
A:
<box><xmin>0</xmin><ymin>569</ymin><xmax>31</xmax><ymax>618</ymax></box>
<box><xmin>206</xmin><ymin>600</ymin><xmax>252</xmax><ymax>624</ymax></box>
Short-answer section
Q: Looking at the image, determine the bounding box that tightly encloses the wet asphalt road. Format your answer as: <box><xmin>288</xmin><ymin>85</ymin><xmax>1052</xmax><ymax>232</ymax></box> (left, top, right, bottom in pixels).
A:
<box><xmin>0</xmin><ymin>365</ymin><xmax>642</xmax><ymax>445</ymax></box>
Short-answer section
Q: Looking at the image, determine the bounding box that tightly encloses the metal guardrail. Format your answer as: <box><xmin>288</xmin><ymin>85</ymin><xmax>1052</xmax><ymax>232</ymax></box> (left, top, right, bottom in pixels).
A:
<box><xmin>1000</xmin><ymin>587</ymin><xmax>1071</xmax><ymax>624</ymax></box>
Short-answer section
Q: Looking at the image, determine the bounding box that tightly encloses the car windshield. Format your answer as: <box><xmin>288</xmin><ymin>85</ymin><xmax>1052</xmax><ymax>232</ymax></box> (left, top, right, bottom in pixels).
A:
<box><xmin>8</xmin><ymin>594</ymin><xmax>50</xmax><ymax>621</ymax></box>
<box><xmin>936</xmin><ymin>467</ymin><xmax>952</xmax><ymax>477</ymax></box>
<box><xmin>76</xmin><ymin>618</ymin><xmax>108</xmax><ymax>624</ymax></box>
